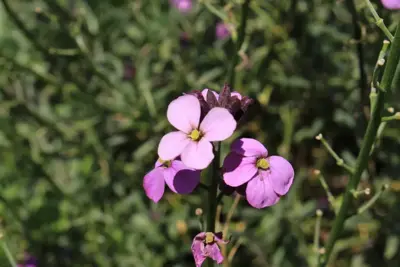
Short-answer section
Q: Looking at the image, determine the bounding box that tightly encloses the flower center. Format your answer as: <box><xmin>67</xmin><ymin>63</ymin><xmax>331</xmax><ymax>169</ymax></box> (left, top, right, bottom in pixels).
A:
<box><xmin>256</xmin><ymin>158</ymin><xmax>270</xmax><ymax>170</ymax></box>
<box><xmin>205</xmin><ymin>232</ymin><xmax>214</xmax><ymax>244</ymax></box>
<box><xmin>189</xmin><ymin>129</ymin><xmax>201</xmax><ymax>141</ymax></box>
<box><xmin>158</xmin><ymin>158</ymin><xmax>172</xmax><ymax>168</ymax></box>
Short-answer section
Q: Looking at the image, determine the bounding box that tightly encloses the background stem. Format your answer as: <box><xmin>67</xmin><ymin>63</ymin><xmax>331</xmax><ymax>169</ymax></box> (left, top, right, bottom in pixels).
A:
<box><xmin>318</xmin><ymin>21</ymin><xmax>400</xmax><ymax>266</ymax></box>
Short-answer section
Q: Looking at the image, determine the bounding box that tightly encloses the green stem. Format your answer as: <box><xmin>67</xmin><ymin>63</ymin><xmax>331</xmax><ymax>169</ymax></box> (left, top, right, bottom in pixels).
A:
<box><xmin>227</xmin><ymin>0</ymin><xmax>251</xmax><ymax>87</ymax></box>
<box><xmin>364</xmin><ymin>0</ymin><xmax>394</xmax><ymax>42</ymax></box>
<box><xmin>0</xmin><ymin>237</ymin><xmax>17</xmax><ymax>267</ymax></box>
<box><xmin>319</xmin><ymin>21</ymin><xmax>400</xmax><ymax>266</ymax></box>
<box><xmin>206</xmin><ymin>142</ymin><xmax>221</xmax><ymax>267</ymax></box>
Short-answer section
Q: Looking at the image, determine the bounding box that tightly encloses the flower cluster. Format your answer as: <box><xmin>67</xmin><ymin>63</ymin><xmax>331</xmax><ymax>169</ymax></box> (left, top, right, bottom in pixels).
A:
<box><xmin>143</xmin><ymin>85</ymin><xmax>295</xmax><ymax>266</ymax></box>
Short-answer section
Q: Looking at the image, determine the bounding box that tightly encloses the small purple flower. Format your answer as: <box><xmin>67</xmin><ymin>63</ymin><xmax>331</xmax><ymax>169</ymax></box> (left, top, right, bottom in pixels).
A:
<box><xmin>191</xmin><ymin>232</ymin><xmax>228</xmax><ymax>267</ymax></box>
<box><xmin>158</xmin><ymin>95</ymin><xmax>236</xmax><ymax>170</ymax></box>
<box><xmin>381</xmin><ymin>0</ymin><xmax>400</xmax><ymax>9</ymax></box>
<box><xmin>143</xmin><ymin>158</ymin><xmax>200</xmax><ymax>202</ymax></box>
<box><xmin>18</xmin><ymin>253</ymin><xmax>37</xmax><ymax>267</ymax></box>
<box><xmin>170</xmin><ymin>0</ymin><xmax>193</xmax><ymax>13</ymax></box>
<box><xmin>216</xmin><ymin>22</ymin><xmax>231</xmax><ymax>40</ymax></box>
<box><xmin>223</xmin><ymin>138</ymin><xmax>294</xmax><ymax>209</ymax></box>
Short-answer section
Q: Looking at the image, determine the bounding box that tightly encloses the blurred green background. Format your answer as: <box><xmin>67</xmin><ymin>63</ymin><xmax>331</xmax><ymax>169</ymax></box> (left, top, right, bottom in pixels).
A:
<box><xmin>0</xmin><ymin>0</ymin><xmax>400</xmax><ymax>266</ymax></box>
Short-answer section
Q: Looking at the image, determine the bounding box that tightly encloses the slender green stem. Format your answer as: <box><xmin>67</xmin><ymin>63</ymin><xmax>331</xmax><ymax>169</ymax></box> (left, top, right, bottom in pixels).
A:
<box><xmin>315</xmin><ymin>134</ymin><xmax>354</xmax><ymax>174</ymax></box>
<box><xmin>346</xmin><ymin>0</ymin><xmax>368</xmax><ymax>116</ymax></box>
<box><xmin>382</xmin><ymin>113</ymin><xmax>400</xmax><ymax>121</ymax></box>
<box><xmin>364</xmin><ymin>0</ymin><xmax>394</xmax><ymax>41</ymax></box>
<box><xmin>206</xmin><ymin>142</ymin><xmax>221</xmax><ymax>267</ymax></box>
<box><xmin>0</xmin><ymin>237</ymin><xmax>17</xmax><ymax>267</ymax></box>
<box><xmin>227</xmin><ymin>0</ymin><xmax>251</xmax><ymax>86</ymax></box>
<box><xmin>314</xmin><ymin>210</ymin><xmax>323</xmax><ymax>267</ymax></box>
<box><xmin>315</xmin><ymin>171</ymin><xmax>336</xmax><ymax>214</ymax></box>
<box><xmin>318</xmin><ymin>21</ymin><xmax>400</xmax><ymax>267</ymax></box>
<box><xmin>357</xmin><ymin>184</ymin><xmax>389</xmax><ymax>214</ymax></box>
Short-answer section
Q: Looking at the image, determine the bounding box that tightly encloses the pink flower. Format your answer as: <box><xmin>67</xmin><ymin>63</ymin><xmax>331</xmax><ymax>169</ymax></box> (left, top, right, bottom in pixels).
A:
<box><xmin>158</xmin><ymin>95</ymin><xmax>236</xmax><ymax>170</ymax></box>
<box><xmin>223</xmin><ymin>138</ymin><xmax>294</xmax><ymax>209</ymax></box>
<box><xmin>170</xmin><ymin>0</ymin><xmax>193</xmax><ymax>13</ymax></box>
<box><xmin>216</xmin><ymin>22</ymin><xmax>231</xmax><ymax>40</ymax></box>
<box><xmin>191</xmin><ymin>232</ymin><xmax>228</xmax><ymax>266</ymax></box>
<box><xmin>381</xmin><ymin>0</ymin><xmax>400</xmax><ymax>9</ymax></box>
<box><xmin>143</xmin><ymin>158</ymin><xmax>200</xmax><ymax>202</ymax></box>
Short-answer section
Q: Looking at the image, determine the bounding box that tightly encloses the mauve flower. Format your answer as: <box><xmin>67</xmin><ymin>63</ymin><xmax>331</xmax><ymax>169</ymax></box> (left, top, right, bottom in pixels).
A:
<box><xmin>158</xmin><ymin>95</ymin><xmax>236</xmax><ymax>170</ymax></box>
<box><xmin>170</xmin><ymin>0</ymin><xmax>193</xmax><ymax>13</ymax></box>
<box><xmin>223</xmin><ymin>138</ymin><xmax>294</xmax><ymax>208</ymax></box>
<box><xmin>216</xmin><ymin>22</ymin><xmax>231</xmax><ymax>39</ymax></box>
<box><xmin>143</xmin><ymin>158</ymin><xmax>200</xmax><ymax>202</ymax></box>
<box><xmin>18</xmin><ymin>253</ymin><xmax>37</xmax><ymax>267</ymax></box>
<box><xmin>382</xmin><ymin>0</ymin><xmax>400</xmax><ymax>9</ymax></box>
<box><xmin>191</xmin><ymin>232</ymin><xmax>228</xmax><ymax>266</ymax></box>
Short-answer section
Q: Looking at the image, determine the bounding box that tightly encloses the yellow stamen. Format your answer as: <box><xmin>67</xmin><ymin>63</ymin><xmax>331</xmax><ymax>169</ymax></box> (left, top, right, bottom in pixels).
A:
<box><xmin>158</xmin><ymin>158</ymin><xmax>172</xmax><ymax>168</ymax></box>
<box><xmin>189</xmin><ymin>129</ymin><xmax>201</xmax><ymax>141</ymax></box>
<box><xmin>256</xmin><ymin>158</ymin><xmax>270</xmax><ymax>170</ymax></box>
<box><xmin>205</xmin><ymin>232</ymin><xmax>214</xmax><ymax>244</ymax></box>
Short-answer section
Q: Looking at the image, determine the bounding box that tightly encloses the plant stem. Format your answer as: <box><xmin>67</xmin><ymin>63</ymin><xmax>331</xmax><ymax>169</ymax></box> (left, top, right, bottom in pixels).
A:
<box><xmin>206</xmin><ymin>142</ymin><xmax>221</xmax><ymax>267</ymax></box>
<box><xmin>364</xmin><ymin>0</ymin><xmax>394</xmax><ymax>41</ymax></box>
<box><xmin>318</xmin><ymin>21</ymin><xmax>400</xmax><ymax>266</ymax></box>
<box><xmin>227</xmin><ymin>0</ymin><xmax>251</xmax><ymax>86</ymax></box>
<box><xmin>0</xmin><ymin>237</ymin><xmax>17</xmax><ymax>267</ymax></box>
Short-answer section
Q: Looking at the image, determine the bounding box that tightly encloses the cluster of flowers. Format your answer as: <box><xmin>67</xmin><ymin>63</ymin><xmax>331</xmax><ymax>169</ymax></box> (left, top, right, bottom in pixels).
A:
<box><xmin>143</xmin><ymin>85</ymin><xmax>294</xmax><ymax>266</ymax></box>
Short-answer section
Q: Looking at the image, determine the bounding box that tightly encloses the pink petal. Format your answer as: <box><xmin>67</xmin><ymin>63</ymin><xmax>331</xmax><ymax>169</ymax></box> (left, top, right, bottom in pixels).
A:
<box><xmin>192</xmin><ymin>233</ymin><xmax>207</xmax><ymax>267</ymax></box>
<box><xmin>158</xmin><ymin>131</ymin><xmax>190</xmax><ymax>161</ymax></box>
<box><xmin>200</xmin><ymin>107</ymin><xmax>236</xmax><ymax>142</ymax></box>
<box><xmin>231</xmin><ymin>138</ymin><xmax>268</xmax><ymax>157</ymax></box>
<box><xmin>382</xmin><ymin>0</ymin><xmax>400</xmax><ymax>9</ymax></box>
<box><xmin>267</xmin><ymin>156</ymin><xmax>294</xmax><ymax>195</ymax></box>
<box><xmin>181</xmin><ymin>139</ymin><xmax>214</xmax><ymax>169</ymax></box>
<box><xmin>245</xmin><ymin>174</ymin><xmax>280</xmax><ymax>209</ymax></box>
<box><xmin>231</xmin><ymin>91</ymin><xmax>242</xmax><ymax>100</ymax></box>
<box><xmin>167</xmin><ymin>95</ymin><xmax>200</xmax><ymax>133</ymax></box>
<box><xmin>201</xmin><ymin>88</ymin><xmax>219</xmax><ymax>100</ymax></box>
<box><xmin>164</xmin><ymin>160</ymin><xmax>200</xmax><ymax>194</ymax></box>
<box><xmin>223</xmin><ymin>152</ymin><xmax>257</xmax><ymax>187</ymax></box>
<box><xmin>207</xmin><ymin>243</ymin><xmax>224</xmax><ymax>264</ymax></box>
<box><xmin>143</xmin><ymin>167</ymin><xmax>165</xmax><ymax>203</ymax></box>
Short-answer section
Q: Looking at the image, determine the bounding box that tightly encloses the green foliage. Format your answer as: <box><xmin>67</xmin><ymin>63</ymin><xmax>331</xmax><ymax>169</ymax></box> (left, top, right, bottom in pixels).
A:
<box><xmin>0</xmin><ymin>0</ymin><xmax>400</xmax><ymax>266</ymax></box>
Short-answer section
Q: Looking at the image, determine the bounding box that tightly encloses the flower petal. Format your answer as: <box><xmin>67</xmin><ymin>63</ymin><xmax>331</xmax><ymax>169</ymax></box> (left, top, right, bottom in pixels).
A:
<box><xmin>267</xmin><ymin>156</ymin><xmax>294</xmax><ymax>195</ymax></box>
<box><xmin>231</xmin><ymin>138</ymin><xmax>268</xmax><ymax>157</ymax></box>
<box><xmin>200</xmin><ymin>107</ymin><xmax>236</xmax><ymax>142</ymax></box>
<box><xmin>164</xmin><ymin>160</ymin><xmax>200</xmax><ymax>194</ymax></box>
<box><xmin>201</xmin><ymin>88</ymin><xmax>219</xmax><ymax>101</ymax></box>
<box><xmin>245</xmin><ymin>174</ymin><xmax>280</xmax><ymax>209</ymax></box>
<box><xmin>382</xmin><ymin>0</ymin><xmax>400</xmax><ymax>9</ymax></box>
<box><xmin>158</xmin><ymin>131</ymin><xmax>190</xmax><ymax>161</ymax></box>
<box><xmin>223</xmin><ymin>152</ymin><xmax>257</xmax><ymax>187</ymax></box>
<box><xmin>167</xmin><ymin>95</ymin><xmax>200</xmax><ymax>133</ymax></box>
<box><xmin>207</xmin><ymin>243</ymin><xmax>224</xmax><ymax>264</ymax></box>
<box><xmin>181</xmin><ymin>139</ymin><xmax>214</xmax><ymax>169</ymax></box>
<box><xmin>231</xmin><ymin>91</ymin><xmax>242</xmax><ymax>100</ymax></box>
<box><xmin>143</xmin><ymin>167</ymin><xmax>165</xmax><ymax>203</ymax></box>
<box><xmin>192</xmin><ymin>233</ymin><xmax>207</xmax><ymax>267</ymax></box>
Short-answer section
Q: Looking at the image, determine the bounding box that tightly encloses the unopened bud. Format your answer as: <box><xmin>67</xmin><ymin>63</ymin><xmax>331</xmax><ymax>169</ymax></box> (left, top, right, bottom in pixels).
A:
<box><xmin>364</xmin><ymin>188</ymin><xmax>371</xmax><ymax>195</ymax></box>
<box><xmin>316</xmin><ymin>209</ymin><xmax>323</xmax><ymax>217</ymax></box>
<box><xmin>394</xmin><ymin>112</ymin><xmax>400</xmax><ymax>119</ymax></box>
<box><xmin>195</xmin><ymin>208</ymin><xmax>203</xmax><ymax>216</ymax></box>
<box><xmin>176</xmin><ymin>220</ymin><xmax>188</xmax><ymax>235</ymax></box>
<box><xmin>378</xmin><ymin>58</ymin><xmax>385</xmax><ymax>66</ymax></box>
<box><xmin>313</xmin><ymin>169</ymin><xmax>321</xmax><ymax>176</ymax></box>
<box><xmin>315</xmin><ymin>134</ymin><xmax>323</xmax><ymax>140</ymax></box>
<box><xmin>387</xmin><ymin>107</ymin><xmax>394</xmax><ymax>113</ymax></box>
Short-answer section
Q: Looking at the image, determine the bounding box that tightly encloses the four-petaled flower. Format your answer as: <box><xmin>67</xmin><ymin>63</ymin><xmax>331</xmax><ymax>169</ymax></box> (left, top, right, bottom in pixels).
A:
<box><xmin>191</xmin><ymin>232</ymin><xmax>228</xmax><ymax>267</ymax></box>
<box><xmin>158</xmin><ymin>94</ymin><xmax>236</xmax><ymax>170</ymax></box>
<box><xmin>143</xmin><ymin>158</ymin><xmax>200</xmax><ymax>202</ymax></box>
<box><xmin>223</xmin><ymin>138</ymin><xmax>294</xmax><ymax>208</ymax></box>
<box><xmin>381</xmin><ymin>0</ymin><xmax>400</xmax><ymax>9</ymax></box>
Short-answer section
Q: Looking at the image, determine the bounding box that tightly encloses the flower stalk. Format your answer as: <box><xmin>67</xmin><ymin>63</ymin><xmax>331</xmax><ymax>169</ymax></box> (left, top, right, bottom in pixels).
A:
<box><xmin>318</xmin><ymin>21</ymin><xmax>400</xmax><ymax>266</ymax></box>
